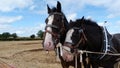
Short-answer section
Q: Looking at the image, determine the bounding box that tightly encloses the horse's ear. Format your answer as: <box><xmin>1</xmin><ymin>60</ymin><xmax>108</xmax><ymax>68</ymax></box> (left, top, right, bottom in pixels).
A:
<box><xmin>57</xmin><ymin>1</ymin><xmax>61</xmax><ymax>12</ymax></box>
<box><xmin>81</xmin><ymin>16</ymin><xmax>84</xmax><ymax>20</ymax></box>
<box><xmin>70</xmin><ymin>20</ymin><xmax>72</xmax><ymax>23</ymax></box>
<box><xmin>47</xmin><ymin>4</ymin><xmax>51</xmax><ymax>14</ymax></box>
<box><xmin>81</xmin><ymin>16</ymin><xmax>85</xmax><ymax>24</ymax></box>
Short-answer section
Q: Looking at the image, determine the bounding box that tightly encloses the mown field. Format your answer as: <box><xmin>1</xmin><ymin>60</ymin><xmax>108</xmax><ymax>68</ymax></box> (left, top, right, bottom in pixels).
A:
<box><xmin>0</xmin><ymin>40</ymin><xmax>120</xmax><ymax>68</ymax></box>
<box><xmin>0</xmin><ymin>40</ymin><xmax>66</xmax><ymax>68</ymax></box>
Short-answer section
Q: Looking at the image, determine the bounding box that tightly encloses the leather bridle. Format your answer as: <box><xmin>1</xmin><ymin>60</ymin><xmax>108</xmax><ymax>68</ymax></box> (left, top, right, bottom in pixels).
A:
<box><xmin>63</xmin><ymin>27</ymin><xmax>87</xmax><ymax>53</ymax></box>
<box><xmin>45</xmin><ymin>12</ymin><xmax>66</xmax><ymax>46</ymax></box>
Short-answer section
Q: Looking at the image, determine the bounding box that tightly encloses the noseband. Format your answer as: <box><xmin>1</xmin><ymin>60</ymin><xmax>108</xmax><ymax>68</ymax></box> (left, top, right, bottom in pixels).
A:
<box><xmin>45</xmin><ymin>12</ymin><xmax>66</xmax><ymax>45</ymax></box>
<box><xmin>74</xmin><ymin>28</ymin><xmax>87</xmax><ymax>48</ymax></box>
<box><xmin>64</xmin><ymin>27</ymin><xmax>87</xmax><ymax>53</ymax></box>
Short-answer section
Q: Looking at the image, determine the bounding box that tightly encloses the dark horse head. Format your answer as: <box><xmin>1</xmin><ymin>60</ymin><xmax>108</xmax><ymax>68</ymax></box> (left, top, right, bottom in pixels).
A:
<box><xmin>63</xmin><ymin>17</ymin><xmax>103</xmax><ymax>62</ymax></box>
<box><xmin>64</xmin><ymin>17</ymin><xmax>103</xmax><ymax>49</ymax></box>
<box><xmin>43</xmin><ymin>1</ymin><xmax>68</xmax><ymax>51</ymax></box>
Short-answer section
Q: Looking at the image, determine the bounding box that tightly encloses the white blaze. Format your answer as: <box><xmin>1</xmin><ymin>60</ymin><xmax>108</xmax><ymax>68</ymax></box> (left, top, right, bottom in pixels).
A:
<box><xmin>44</xmin><ymin>15</ymin><xmax>54</xmax><ymax>47</ymax></box>
<box><xmin>65</xmin><ymin>29</ymin><xmax>74</xmax><ymax>43</ymax></box>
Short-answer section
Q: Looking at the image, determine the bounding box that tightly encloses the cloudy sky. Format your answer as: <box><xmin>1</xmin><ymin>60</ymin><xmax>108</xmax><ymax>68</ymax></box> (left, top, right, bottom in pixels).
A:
<box><xmin>0</xmin><ymin>0</ymin><xmax>120</xmax><ymax>37</ymax></box>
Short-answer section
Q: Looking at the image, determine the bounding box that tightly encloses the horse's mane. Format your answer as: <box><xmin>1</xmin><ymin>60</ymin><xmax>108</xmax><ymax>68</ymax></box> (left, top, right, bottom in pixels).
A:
<box><xmin>51</xmin><ymin>7</ymin><xmax>57</xmax><ymax>12</ymax></box>
<box><xmin>69</xmin><ymin>18</ymin><xmax>99</xmax><ymax>28</ymax></box>
<box><xmin>51</xmin><ymin>7</ymin><xmax>69</xmax><ymax>27</ymax></box>
<box><xmin>83</xmin><ymin>19</ymin><xmax>98</xmax><ymax>26</ymax></box>
<box><xmin>50</xmin><ymin>7</ymin><xmax>65</xmax><ymax>15</ymax></box>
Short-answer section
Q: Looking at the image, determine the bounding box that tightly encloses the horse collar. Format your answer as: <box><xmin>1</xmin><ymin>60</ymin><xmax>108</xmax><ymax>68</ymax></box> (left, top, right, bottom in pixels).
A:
<box><xmin>100</xmin><ymin>26</ymin><xmax>111</xmax><ymax>59</ymax></box>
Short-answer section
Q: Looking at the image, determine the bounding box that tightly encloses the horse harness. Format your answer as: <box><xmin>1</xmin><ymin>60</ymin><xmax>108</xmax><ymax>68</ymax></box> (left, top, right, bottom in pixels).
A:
<box><xmin>62</xmin><ymin>27</ymin><xmax>88</xmax><ymax>68</ymax></box>
<box><xmin>63</xmin><ymin>27</ymin><xmax>88</xmax><ymax>54</ymax></box>
<box><xmin>45</xmin><ymin>12</ymin><xmax>66</xmax><ymax>46</ymax></box>
<box><xmin>62</xmin><ymin>23</ymin><xmax>120</xmax><ymax>63</ymax></box>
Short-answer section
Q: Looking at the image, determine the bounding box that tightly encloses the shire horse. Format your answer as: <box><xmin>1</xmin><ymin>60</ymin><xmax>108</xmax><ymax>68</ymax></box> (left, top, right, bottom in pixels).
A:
<box><xmin>63</xmin><ymin>17</ymin><xmax>120</xmax><ymax>68</ymax></box>
<box><xmin>43</xmin><ymin>1</ymin><xmax>84</xmax><ymax>68</ymax></box>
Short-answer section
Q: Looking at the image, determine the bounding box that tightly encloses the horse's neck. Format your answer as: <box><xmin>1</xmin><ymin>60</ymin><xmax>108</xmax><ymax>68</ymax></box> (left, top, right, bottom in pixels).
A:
<box><xmin>111</xmin><ymin>34</ymin><xmax>120</xmax><ymax>53</ymax></box>
<box><xmin>61</xmin><ymin>21</ymin><xmax>69</xmax><ymax>44</ymax></box>
<box><xmin>86</xmin><ymin>29</ymin><xmax>103</xmax><ymax>52</ymax></box>
<box><xmin>60</xmin><ymin>35</ymin><xmax>65</xmax><ymax>44</ymax></box>
<box><xmin>86</xmin><ymin>27</ymin><xmax>114</xmax><ymax>53</ymax></box>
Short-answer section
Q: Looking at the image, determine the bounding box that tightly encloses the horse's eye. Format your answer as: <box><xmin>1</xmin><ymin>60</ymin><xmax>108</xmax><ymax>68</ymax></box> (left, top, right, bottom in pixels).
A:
<box><xmin>72</xmin><ymin>31</ymin><xmax>79</xmax><ymax>36</ymax></box>
<box><xmin>72</xmin><ymin>34</ymin><xmax>78</xmax><ymax>37</ymax></box>
<box><xmin>52</xmin><ymin>27</ymin><xmax>59</xmax><ymax>30</ymax></box>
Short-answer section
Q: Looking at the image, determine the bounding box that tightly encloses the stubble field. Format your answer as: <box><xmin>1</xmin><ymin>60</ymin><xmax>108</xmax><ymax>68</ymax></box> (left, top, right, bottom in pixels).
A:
<box><xmin>0</xmin><ymin>40</ymin><xmax>64</xmax><ymax>68</ymax></box>
<box><xmin>1</xmin><ymin>40</ymin><xmax>119</xmax><ymax>68</ymax></box>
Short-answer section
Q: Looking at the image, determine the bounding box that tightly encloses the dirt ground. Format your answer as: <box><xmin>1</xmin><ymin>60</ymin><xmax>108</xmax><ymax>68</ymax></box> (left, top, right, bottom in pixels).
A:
<box><xmin>0</xmin><ymin>40</ymin><xmax>65</xmax><ymax>68</ymax></box>
<box><xmin>0</xmin><ymin>40</ymin><xmax>120</xmax><ymax>68</ymax></box>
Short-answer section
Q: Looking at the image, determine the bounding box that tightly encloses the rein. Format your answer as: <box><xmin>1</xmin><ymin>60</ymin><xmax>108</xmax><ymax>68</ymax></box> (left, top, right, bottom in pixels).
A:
<box><xmin>74</xmin><ymin>29</ymin><xmax>87</xmax><ymax>48</ymax></box>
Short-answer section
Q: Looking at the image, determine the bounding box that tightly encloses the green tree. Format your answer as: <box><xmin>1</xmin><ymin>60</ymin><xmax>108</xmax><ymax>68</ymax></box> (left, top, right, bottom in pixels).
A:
<box><xmin>30</xmin><ymin>34</ymin><xmax>35</xmax><ymax>39</ymax></box>
<box><xmin>37</xmin><ymin>30</ymin><xmax>44</xmax><ymax>39</ymax></box>
<box><xmin>0</xmin><ymin>34</ymin><xmax>2</xmax><ymax>38</ymax></box>
<box><xmin>1</xmin><ymin>32</ymin><xmax>10</xmax><ymax>40</ymax></box>
<box><xmin>11</xmin><ymin>33</ymin><xmax>17</xmax><ymax>39</ymax></box>
<box><xmin>0</xmin><ymin>34</ymin><xmax>2</xmax><ymax>40</ymax></box>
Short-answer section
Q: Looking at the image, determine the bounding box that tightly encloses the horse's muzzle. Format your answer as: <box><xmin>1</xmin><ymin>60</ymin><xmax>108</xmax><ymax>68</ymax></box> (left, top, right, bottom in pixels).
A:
<box><xmin>43</xmin><ymin>42</ymin><xmax>55</xmax><ymax>51</ymax></box>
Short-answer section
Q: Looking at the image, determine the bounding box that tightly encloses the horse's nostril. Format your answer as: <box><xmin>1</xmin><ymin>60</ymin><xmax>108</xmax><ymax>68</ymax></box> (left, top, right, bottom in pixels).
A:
<box><xmin>48</xmin><ymin>42</ymin><xmax>51</xmax><ymax>46</ymax></box>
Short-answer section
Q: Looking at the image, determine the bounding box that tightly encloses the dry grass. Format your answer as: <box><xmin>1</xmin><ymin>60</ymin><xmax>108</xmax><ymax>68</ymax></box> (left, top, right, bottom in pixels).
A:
<box><xmin>0</xmin><ymin>40</ymin><xmax>64</xmax><ymax>68</ymax></box>
<box><xmin>0</xmin><ymin>40</ymin><xmax>119</xmax><ymax>68</ymax></box>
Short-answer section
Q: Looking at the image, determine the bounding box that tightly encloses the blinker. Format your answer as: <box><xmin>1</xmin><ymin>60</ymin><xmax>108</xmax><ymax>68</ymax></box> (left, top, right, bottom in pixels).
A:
<box><xmin>79</xmin><ymin>29</ymin><xmax>83</xmax><ymax>33</ymax></box>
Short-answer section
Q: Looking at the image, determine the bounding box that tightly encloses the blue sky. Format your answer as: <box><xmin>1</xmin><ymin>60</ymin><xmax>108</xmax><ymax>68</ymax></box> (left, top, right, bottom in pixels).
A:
<box><xmin>0</xmin><ymin>0</ymin><xmax>120</xmax><ymax>37</ymax></box>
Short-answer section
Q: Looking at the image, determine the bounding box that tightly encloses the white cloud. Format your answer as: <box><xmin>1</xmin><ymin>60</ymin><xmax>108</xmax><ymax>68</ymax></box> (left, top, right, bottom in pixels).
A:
<box><xmin>0</xmin><ymin>22</ymin><xmax>46</xmax><ymax>37</ymax></box>
<box><xmin>46</xmin><ymin>0</ymin><xmax>120</xmax><ymax>18</ymax></box>
<box><xmin>105</xmin><ymin>20</ymin><xmax>120</xmax><ymax>34</ymax></box>
<box><xmin>107</xmin><ymin>14</ymin><xmax>115</xmax><ymax>19</ymax></box>
<box><xmin>15</xmin><ymin>31</ymin><xmax>24</xmax><ymax>35</ymax></box>
<box><xmin>46</xmin><ymin>0</ymin><xmax>84</xmax><ymax>14</ymax></box>
<box><xmin>84</xmin><ymin>0</ymin><xmax>120</xmax><ymax>18</ymax></box>
<box><xmin>86</xmin><ymin>16</ymin><xmax>92</xmax><ymax>20</ymax></box>
<box><xmin>35</xmin><ymin>9</ymin><xmax>47</xmax><ymax>15</ymax></box>
<box><xmin>0</xmin><ymin>16</ymin><xmax>23</xmax><ymax>24</ymax></box>
<box><xmin>0</xmin><ymin>24</ymin><xmax>10</xmax><ymax>29</ymax></box>
<box><xmin>38</xmin><ymin>23</ymin><xmax>46</xmax><ymax>31</ymax></box>
<box><xmin>106</xmin><ymin>0</ymin><xmax>120</xmax><ymax>13</ymax></box>
<box><xmin>98</xmin><ymin>22</ymin><xmax>104</xmax><ymax>26</ymax></box>
<box><xmin>29</xmin><ymin>5</ymin><xmax>36</xmax><ymax>11</ymax></box>
<box><xmin>22</xmin><ymin>23</ymin><xmax>45</xmax><ymax>36</ymax></box>
<box><xmin>1</xmin><ymin>0</ymin><xmax>120</xmax><ymax>36</ymax></box>
<box><xmin>0</xmin><ymin>15</ymin><xmax>23</xmax><ymax>33</ymax></box>
<box><xmin>0</xmin><ymin>0</ymin><xmax>33</xmax><ymax>12</ymax></box>
<box><xmin>16</xmin><ymin>23</ymin><xmax>45</xmax><ymax>36</ymax></box>
<box><xmin>67</xmin><ymin>13</ymin><xmax>77</xmax><ymax>21</ymax></box>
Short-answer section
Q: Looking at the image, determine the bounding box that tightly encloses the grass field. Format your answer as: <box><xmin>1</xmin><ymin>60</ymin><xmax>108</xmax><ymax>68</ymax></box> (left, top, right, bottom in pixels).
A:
<box><xmin>0</xmin><ymin>40</ymin><xmax>64</xmax><ymax>68</ymax></box>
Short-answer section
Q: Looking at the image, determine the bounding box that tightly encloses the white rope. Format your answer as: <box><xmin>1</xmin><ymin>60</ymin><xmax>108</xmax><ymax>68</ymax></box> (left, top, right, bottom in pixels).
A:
<box><xmin>79</xmin><ymin>50</ymin><xmax>84</xmax><ymax>68</ymax></box>
<box><xmin>56</xmin><ymin>42</ymin><xmax>120</xmax><ymax>68</ymax></box>
<box><xmin>56</xmin><ymin>45</ymin><xmax>60</xmax><ymax>61</ymax></box>
<box><xmin>62</xmin><ymin>46</ymin><xmax>71</xmax><ymax>52</ymax></box>
<box><xmin>75</xmin><ymin>54</ymin><xmax>77</xmax><ymax>68</ymax></box>
<box><xmin>56</xmin><ymin>43</ymin><xmax>63</xmax><ymax>61</ymax></box>
<box><xmin>78</xmin><ymin>50</ymin><xmax>120</xmax><ymax>56</ymax></box>
<box><xmin>59</xmin><ymin>43</ymin><xmax>63</xmax><ymax>56</ymax></box>
<box><xmin>79</xmin><ymin>50</ymin><xmax>83</xmax><ymax>63</ymax></box>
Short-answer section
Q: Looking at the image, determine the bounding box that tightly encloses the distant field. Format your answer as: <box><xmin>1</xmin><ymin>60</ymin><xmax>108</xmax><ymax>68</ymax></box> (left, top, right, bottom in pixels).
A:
<box><xmin>0</xmin><ymin>40</ymin><xmax>64</xmax><ymax>68</ymax></box>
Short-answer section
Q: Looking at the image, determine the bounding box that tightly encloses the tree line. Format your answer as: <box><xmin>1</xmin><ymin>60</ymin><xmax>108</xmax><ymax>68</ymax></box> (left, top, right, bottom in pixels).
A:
<box><xmin>0</xmin><ymin>30</ymin><xmax>44</xmax><ymax>41</ymax></box>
